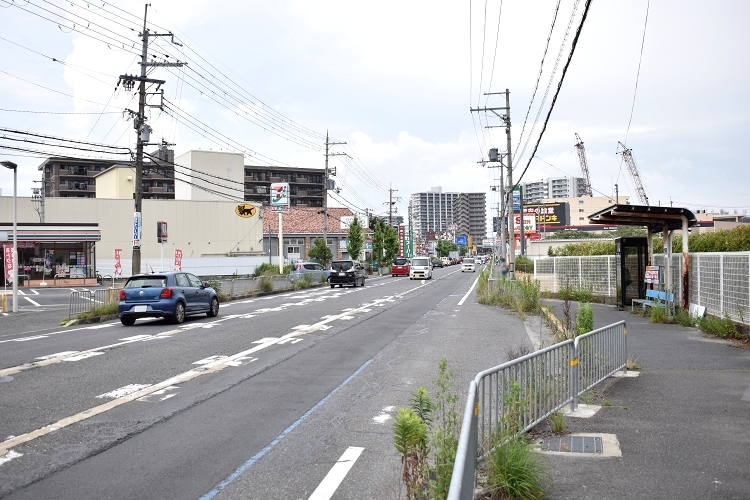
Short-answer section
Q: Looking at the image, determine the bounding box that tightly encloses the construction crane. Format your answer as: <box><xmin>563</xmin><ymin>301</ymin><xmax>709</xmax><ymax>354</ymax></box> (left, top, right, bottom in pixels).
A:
<box><xmin>617</xmin><ymin>141</ymin><xmax>649</xmax><ymax>205</ymax></box>
<box><xmin>573</xmin><ymin>133</ymin><xmax>593</xmax><ymax>196</ymax></box>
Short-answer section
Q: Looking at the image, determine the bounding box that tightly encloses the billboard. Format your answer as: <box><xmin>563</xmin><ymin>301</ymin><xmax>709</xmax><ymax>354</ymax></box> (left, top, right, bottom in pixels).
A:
<box><xmin>270</xmin><ymin>182</ymin><xmax>289</xmax><ymax>207</ymax></box>
<box><xmin>519</xmin><ymin>202</ymin><xmax>569</xmax><ymax>229</ymax></box>
<box><xmin>456</xmin><ymin>235</ymin><xmax>468</xmax><ymax>246</ymax></box>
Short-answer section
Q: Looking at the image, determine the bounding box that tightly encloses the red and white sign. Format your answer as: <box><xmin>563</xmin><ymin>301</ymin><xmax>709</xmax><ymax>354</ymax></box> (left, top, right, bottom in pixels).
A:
<box><xmin>113</xmin><ymin>248</ymin><xmax>122</xmax><ymax>278</ymax></box>
<box><xmin>644</xmin><ymin>266</ymin><xmax>661</xmax><ymax>284</ymax></box>
<box><xmin>174</xmin><ymin>249</ymin><xmax>183</xmax><ymax>271</ymax></box>
<box><xmin>513</xmin><ymin>215</ymin><xmax>537</xmax><ymax>234</ymax></box>
<box><xmin>4</xmin><ymin>245</ymin><xmax>14</xmax><ymax>283</ymax></box>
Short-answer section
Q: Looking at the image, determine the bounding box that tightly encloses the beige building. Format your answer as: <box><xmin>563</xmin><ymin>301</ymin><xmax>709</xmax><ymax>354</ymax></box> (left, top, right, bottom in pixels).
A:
<box><xmin>174</xmin><ymin>150</ymin><xmax>245</xmax><ymax>201</ymax></box>
<box><xmin>549</xmin><ymin>195</ymin><xmax>630</xmax><ymax>227</ymax></box>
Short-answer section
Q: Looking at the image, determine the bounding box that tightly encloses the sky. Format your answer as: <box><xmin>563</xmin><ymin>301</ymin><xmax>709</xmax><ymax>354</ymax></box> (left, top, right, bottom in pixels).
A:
<box><xmin>1</xmin><ymin>0</ymin><xmax>749</xmax><ymax>233</ymax></box>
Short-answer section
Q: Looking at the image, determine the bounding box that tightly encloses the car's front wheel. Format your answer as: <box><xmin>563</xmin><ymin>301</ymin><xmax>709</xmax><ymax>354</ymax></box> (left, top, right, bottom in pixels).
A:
<box><xmin>172</xmin><ymin>301</ymin><xmax>186</xmax><ymax>324</ymax></box>
<box><xmin>207</xmin><ymin>297</ymin><xmax>219</xmax><ymax>317</ymax></box>
<box><xmin>120</xmin><ymin>316</ymin><xmax>136</xmax><ymax>326</ymax></box>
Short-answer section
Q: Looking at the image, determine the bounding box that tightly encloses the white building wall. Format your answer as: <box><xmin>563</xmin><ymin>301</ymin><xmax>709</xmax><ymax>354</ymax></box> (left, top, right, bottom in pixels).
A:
<box><xmin>174</xmin><ymin>150</ymin><xmax>245</xmax><ymax>201</ymax></box>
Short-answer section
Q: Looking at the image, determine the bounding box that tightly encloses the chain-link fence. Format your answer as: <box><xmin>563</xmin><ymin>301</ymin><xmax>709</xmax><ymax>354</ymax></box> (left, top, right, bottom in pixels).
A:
<box><xmin>534</xmin><ymin>252</ymin><xmax>750</xmax><ymax>325</ymax></box>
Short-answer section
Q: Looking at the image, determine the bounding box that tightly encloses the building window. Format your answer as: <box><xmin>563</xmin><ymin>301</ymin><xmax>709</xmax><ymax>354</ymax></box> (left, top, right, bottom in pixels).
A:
<box><xmin>579</xmin><ymin>200</ymin><xmax>584</xmax><ymax>204</ymax></box>
<box><xmin>579</xmin><ymin>217</ymin><xmax>585</xmax><ymax>221</ymax></box>
<box><xmin>579</xmin><ymin>208</ymin><xmax>584</xmax><ymax>212</ymax></box>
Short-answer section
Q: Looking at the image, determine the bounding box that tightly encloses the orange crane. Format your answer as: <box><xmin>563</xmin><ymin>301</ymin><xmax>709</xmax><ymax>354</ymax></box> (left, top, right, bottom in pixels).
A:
<box><xmin>574</xmin><ymin>133</ymin><xmax>593</xmax><ymax>196</ymax></box>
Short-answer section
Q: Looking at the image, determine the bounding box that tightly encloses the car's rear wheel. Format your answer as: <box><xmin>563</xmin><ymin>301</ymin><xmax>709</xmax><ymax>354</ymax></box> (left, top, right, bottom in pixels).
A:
<box><xmin>172</xmin><ymin>301</ymin><xmax>186</xmax><ymax>324</ymax></box>
<box><xmin>330</xmin><ymin>284</ymin><xmax>335</xmax><ymax>288</ymax></box>
<box><xmin>207</xmin><ymin>297</ymin><xmax>219</xmax><ymax>317</ymax></box>
<box><xmin>120</xmin><ymin>316</ymin><xmax>136</xmax><ymax>326</ymax></box>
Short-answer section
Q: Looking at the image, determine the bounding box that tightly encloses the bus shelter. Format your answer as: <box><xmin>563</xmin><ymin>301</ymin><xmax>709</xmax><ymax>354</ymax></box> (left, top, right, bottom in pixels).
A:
<box><xmin>588</xmin><ymin>204</ymin><xmax>698</xmax><ymax>310</ymax></box>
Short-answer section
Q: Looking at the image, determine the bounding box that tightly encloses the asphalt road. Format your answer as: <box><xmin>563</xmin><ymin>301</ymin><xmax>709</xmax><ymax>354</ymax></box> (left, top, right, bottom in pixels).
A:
<box><xmin>0</xmin><ymin>265</ymin><xmax>539</xmax><ymax>499</ymax></box>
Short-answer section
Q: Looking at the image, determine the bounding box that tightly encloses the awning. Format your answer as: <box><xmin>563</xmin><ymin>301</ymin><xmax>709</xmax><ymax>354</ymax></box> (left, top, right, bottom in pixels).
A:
<box><xmin>0</xmin><ymin>223</ymin><xmax>101</xmax><ymax>243</ymax></box>
<box><xmin>588</xmin><ymin>204</ymin><xmax>697</xmax><ymax>232</ymax></box>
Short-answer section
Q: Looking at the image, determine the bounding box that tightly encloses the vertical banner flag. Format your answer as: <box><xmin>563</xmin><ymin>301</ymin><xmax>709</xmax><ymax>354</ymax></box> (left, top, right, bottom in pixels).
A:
<box><xmin>113</xmin><ymin>248</ymin><xmax>122</xmax><ymax>278</ymax></box>
<box><xmin>4</xmin><ymin>245</ymin><xmax>13</xmax><ymax>283</ymax></box>
<box><xmin>174</xmin><ymin>249</ymin><xmax>183</xmax><ymax>271</ymax></box>
<box><xmin>398</xmin><ymin>224</ymin><xmax>405</xmax><ymax>257</ymax></box>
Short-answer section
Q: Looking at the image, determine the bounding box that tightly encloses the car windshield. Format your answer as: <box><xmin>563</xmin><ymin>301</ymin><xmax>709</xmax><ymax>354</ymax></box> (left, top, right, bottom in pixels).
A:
<box><xmin>412</xmin><ymin>258</ymin><xmax>429</xmax><ymax>266</ymax></box>
<box><xmin>394</xmin><ymin>258</ymin><xmax>408</xmax><ymax>265</ymax></box>
<box><xmin>125</xmin><ymin>276</ymin><xmax>167</xmax><ymax>288</ymax></box>
<box><xmin>331</xmin><ymin>261</ymin><xmax>353</xmax><ymax>271</ymax></box>
<box><xmin>464</xmin><ymin>258</ymin><xmax>475</xmax><ymax>264</ymax></box>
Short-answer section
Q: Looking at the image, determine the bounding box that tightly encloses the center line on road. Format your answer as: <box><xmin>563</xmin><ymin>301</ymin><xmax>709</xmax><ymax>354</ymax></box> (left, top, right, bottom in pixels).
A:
<box><xmin>458</xmin><ymin>276</ymin><xmax>480</xmax><ymax>306</ymax></box>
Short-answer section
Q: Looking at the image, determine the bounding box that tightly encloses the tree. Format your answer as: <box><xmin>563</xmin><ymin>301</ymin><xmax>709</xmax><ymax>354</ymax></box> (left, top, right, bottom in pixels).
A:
<box><xmin>307</xmin><ymin>237</ymin><xmax>332</xmax><ymax>267</ymax></box>
<box><xmin>372</xmin><ymin>220</ymin><xmax>400</xmax><ymax>269</ymax></box>
<box><xmin>346</xmin><ymin>215</ymin><xmax>365</xmax><ymax>261</ymax></box>
<box><xmin>435</xmin><ymin>239</ymin><xmax>458</xmax><ymax>257</ymax></box>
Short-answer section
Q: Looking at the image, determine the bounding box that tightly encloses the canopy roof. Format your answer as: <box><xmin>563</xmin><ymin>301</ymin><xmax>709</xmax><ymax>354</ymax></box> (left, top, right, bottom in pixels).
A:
<box><xmin>588</xmin><ymin>204</ymin><xmax>697</xmax><ymax>233</ymax></box>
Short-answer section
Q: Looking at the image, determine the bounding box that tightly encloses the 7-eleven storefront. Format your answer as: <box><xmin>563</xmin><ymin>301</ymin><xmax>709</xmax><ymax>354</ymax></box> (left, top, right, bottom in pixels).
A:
<box><xmin>1</xmin><ymin>223</ymin><xmax>101</xmax><ymax>286</ymax></box>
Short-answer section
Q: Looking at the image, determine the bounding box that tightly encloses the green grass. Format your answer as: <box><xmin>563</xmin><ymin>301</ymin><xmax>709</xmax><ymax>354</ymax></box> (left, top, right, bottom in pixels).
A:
<box><xmin>547</xmin><ymin>412</ymin><xmax>566</xmax><ymax>433</ymax></box>
<box><xmin>75</xmin><ymin>302</ymin><xmax>118</xmax><ymax>323</ymax></box>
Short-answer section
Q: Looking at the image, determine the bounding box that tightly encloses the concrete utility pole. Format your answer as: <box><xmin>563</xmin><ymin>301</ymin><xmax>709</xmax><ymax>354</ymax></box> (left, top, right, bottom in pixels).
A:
<box><xmin>323</xmin><ymin>131</ymin><xmax>346</xmax><ymax>249</ymax></box>
<box><xmin>472</xmin><ymin>89</ymin><xmax>513</xmax><ymax>276</ymax></box>
<box><xmin>118</xmin><ymin>4</ymin><xmax>184</xmax><ymax>276</ymax></box>
<box><xmin>387</xmin><ymin>184</ymin><xmax>399</xmax><ymax>226</ymax></box>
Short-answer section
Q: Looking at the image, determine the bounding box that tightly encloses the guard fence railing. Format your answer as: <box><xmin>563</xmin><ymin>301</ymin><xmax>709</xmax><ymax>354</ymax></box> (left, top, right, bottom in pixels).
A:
<box><xmin>448</xmin><ymin>320</ymin><xmax>627</xmax><ymax>500</ymax></box>
<box><xmin>68</xmin><ymin>288</ymin><xmax>121</xmax><ymax>319</ymax></box>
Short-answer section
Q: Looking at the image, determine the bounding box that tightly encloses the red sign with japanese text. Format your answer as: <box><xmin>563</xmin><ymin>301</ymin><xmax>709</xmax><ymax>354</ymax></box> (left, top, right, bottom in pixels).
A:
<box><xmin>174</xmin><ymin>249</ymin><xmax>183</xmax><ymax>271</ymax></box>
<box><xmin>4</xmin><ymin>245</ymin><xmax>13</xmax><ymax>283</ymax></box>
<box><xmin>113</xmin><ymin>248</ymin><xmax>122</xmax><ymax>278</ymax></box>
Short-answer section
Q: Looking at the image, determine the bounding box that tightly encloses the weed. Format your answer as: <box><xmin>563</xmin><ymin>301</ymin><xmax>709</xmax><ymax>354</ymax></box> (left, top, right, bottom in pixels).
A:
<box><xmin>547</xmin><ymin>412</ymin><xmax>566</xmax><ymax>433</ymax></box>
<box><xmin>626</xmin><ymin>355</ymin><xmax>641</xmax><ymax>370</ymax></box>
<box><xmin>76</xmin><ymin>302</ymin><xmax>118</xmax><ymax>322</ymax></box>
<box><xmin>485</xmin><ymin>436</ymin><xmax>548</xmax><ymax>500</ymax></box>
<box><xmin>393</xmin><ymin>408</ymin><xmax>428</xmax><ymax>500</ymax></box>
<box><xmin>698</xmin><ymin>313</ymin><xmax>740</xmax><ymax>339</ymax></box>
<box><xmin>602</xmin><ymin>400</ymin><xmax>612</xmax><ymax>407</ymax></box>
<box><xmin>649</xmin><ymin>305</ymin><xmax>668</xmax><ymax>323</ymax></box>
<box><xmin>259</xmin><ymin>276</ymin><xmax>273</xmax><ymax>293</ymax></box>
<box><xmin>580</xmin><ymin>392</ymin><xmax>593</xmax><ymax>405</ymax></box>
<box><xmin>427</xmin><ymin>360</ymin><xmax>460</xmax><ymax>500</ymax></box>
<box><xmin>576</xmin><ymin>303</ymin><xmax>594</xmax><ymax>336</ymax></box>
<box><xmin>673</xmin><ymin>307</ymin><xmax>697</xmax><ymax>327</ymax></box>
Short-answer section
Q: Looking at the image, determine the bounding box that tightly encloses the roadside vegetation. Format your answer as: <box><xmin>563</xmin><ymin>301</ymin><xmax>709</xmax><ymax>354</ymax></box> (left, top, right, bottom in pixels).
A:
<box><xmin>476</xmin><ymin>268</ymin><xmax>541</xmax><ymax>319</ymax></box>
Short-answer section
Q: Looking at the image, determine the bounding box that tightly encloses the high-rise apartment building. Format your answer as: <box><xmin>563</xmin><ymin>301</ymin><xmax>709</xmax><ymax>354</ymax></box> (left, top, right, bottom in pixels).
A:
<box><xmin>521</xmin><ymin>176</ymin><xmax>588</xmax><ymax>204</ymax></box>
<box><xmin>453</xmin><ymin>192</ymin><xmax>487</xmax><ymax>241</ymax></box>
<box><xmin>410</xmin><ymin>187</ymin><xmax>459</xmax><ymax>237</ymax></box>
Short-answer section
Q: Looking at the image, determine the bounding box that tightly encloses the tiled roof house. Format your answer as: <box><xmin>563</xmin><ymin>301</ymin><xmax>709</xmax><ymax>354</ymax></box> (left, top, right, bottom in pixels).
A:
<box><xmin>261</xmin><ymin>206</ymin><xmax>371</xmax><ymax>262</ymax></box>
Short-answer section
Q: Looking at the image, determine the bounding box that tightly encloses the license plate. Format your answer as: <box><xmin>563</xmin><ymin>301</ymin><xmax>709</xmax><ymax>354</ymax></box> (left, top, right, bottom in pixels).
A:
<box><xmin>134</xmin><ymin>305</ymin><xmax>147</xmax><ymax>312</ymax></box>
<box><xmin>339</xmin><ymin>272</ymin><xmax>346</xmax><ymax>276</ymax></box>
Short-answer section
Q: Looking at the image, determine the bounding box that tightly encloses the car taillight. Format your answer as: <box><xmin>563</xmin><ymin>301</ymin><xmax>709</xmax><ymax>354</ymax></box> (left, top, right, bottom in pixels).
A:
<box><xmin>119</xmin><ymin>290</ymin><xmax>125</xmax><ymax>300</ymax></box>
<box><xmin>160</xmin><ymin>288</ymin><xmax>173</xmax><ymax>299</ymax></box>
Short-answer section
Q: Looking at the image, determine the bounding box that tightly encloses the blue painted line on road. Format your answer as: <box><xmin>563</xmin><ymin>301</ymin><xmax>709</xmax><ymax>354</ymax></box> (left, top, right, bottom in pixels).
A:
<box><xmin>199</xmin><ymin>358</ymin><xmax>374</xmax><ymax>500</ymax></box>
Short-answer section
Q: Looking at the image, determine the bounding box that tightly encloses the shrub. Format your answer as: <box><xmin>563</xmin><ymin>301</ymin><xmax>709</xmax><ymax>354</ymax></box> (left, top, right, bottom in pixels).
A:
<box><xmin>76</xmin><ymin>302</ymin><xmax>118</xmax><ymax>323</ymax></box>
<box><xmin>259</xmin><ymin>276</ymin><xmax>273</xmax><ymax>293</ymax></box>
<box><xmin>698</xmin><ymin>313</ymin><xmax>739</xmax><ymax>339</ymax></box>
<box><xmin>253</xmin><ymin>263</ymin><xmax>291</xmax><ymax>277</ymax></box>
<box><xmin>548</xmin><ymin>412</ymin><xmax>566</xmax><ymax>433</ymax></box>
<box><xmin>515</xmin><ymin>255</ymin><xmax>535</xmax><ymax>274</ymax></box>
<box><xmin>393</xmin><ymin>408</ymin><xmax>428</xmax><ymax>500</ymax></box>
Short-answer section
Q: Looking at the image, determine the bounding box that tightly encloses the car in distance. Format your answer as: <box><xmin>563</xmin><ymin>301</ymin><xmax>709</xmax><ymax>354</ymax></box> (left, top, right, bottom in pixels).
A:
<box><xmin>441</xmin><ymin>256</ymin><xmax>450</xmax><ymax>266</ymax></box>
<box><xmin>329</xmin><ymin>260</ymin><xmax>366</xmax><ymax>287</ymax></box>
<box><xmin>290</xmin><ymin>261</ymin><xmax>331</xmax><ymax>283</ymax></box>
<box><xmin>462</xmin><ymin>257</ymin><xmax>476</xmax><ymax>273</ymax></box>
<box><xmin>118</xmin><ymin>271</ymin><xmax>219</xmax><ymax>326</ymax></box>
<box><xmin>392</xmin><ymin>257</ymin><xmax>410</xmax><ymax>277</ymax></box>
<box><xmin>410</xmin><ymin>256</ymin><xmax>433</xmax><ymax>280</ymax></box>
<box><xmin>431</xmin><ymin>258</ymin><xmax>444</xmax><ymax>268</ymax></box>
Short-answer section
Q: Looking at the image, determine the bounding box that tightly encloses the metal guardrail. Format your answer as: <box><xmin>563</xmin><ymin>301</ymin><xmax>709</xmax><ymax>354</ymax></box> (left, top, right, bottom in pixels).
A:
<box><xmin>68</xmin><ymin>288</ymin><xmax>120</xmax><ymax>319</ymax></box>
<box><xmin>448</xmin><ymin>320</ymin><xmax>627</xmax><ymax>500</ymax></box>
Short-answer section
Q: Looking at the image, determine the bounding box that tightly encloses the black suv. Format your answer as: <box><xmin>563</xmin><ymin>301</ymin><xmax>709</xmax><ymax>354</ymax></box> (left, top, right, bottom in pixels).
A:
<box><xmin>329</xmin><ymin>260</ymin><xmax>366</xmax><ymax>288</ymax></box>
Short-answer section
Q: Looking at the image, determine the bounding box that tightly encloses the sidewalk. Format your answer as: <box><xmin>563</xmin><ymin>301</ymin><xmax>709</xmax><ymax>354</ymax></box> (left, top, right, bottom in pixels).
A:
<box><xmin>544</xmin><ymin>301</ymin><xmax>750</xmax><ymax>499</ymax></box>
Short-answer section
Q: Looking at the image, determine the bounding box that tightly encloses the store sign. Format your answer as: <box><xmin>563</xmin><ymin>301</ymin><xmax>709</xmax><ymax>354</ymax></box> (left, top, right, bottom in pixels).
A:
<box><xmin>398</xmin><ymin>225</ymin><xmax>405</xmax><ymax>257</ymax></box>
<box><xmin>456</xmin><ymin>235</ymin><xmax>468</xmax><ymax>247</ymax></box>
<box><xmin>644</xmin><ymin>266</ymin><xmax>661</xmax><ymax>284</ymax></box>
<box><xmin>157</xmin><ymin>221</ymin><xmax>168</xmax><ymax>244</ymax></box>
<box><xmin>513</xmin><ymin>215</ymin><xmax>537</xmax><ymax>233</ymax></box>
<box><xmin>520</xmin><ymin>202</ymin><xmax>569</xmax><ymax>228</ymax></box>
<box><xmin>113</xmin><ymin>248</ymin><xmax>122</xmax><ymax>278</ymax></box>
<box><xmin>340</xmin><ymin>216</ymin><xmax>354</xmax><ymax>229</ymax></box>
<box><xmin>270</xmin><ymin>183</ymin><xmax>289</xmax><ymax>207</ymax></box>
<box><xmin>133</xmin><ymin>212</ymin><xmax>142</xmax><ymax>249</ymax></box>
<box><xmin>235</xmin><ymin>203</ymin><xmax>257</xmax><ymax>218</ymax></box>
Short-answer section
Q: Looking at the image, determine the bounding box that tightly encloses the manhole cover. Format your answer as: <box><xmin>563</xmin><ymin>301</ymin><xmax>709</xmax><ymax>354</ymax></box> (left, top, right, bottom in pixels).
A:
<box><xmin>541</xmin><ymin>436</ymin><xmax>603</xmax><ymax>454</ymax></box>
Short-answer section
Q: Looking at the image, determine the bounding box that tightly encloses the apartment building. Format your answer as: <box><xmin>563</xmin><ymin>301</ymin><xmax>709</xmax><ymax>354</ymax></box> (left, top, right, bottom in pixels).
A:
<box><xmin>410</xmin><ymin>187</ymin><xmax>460</xmax><ymax>237</ymax></box>
<box><xmin>453</xmin><ymin>192</ymin><xmax>487</xmax><ymax>241</ymax></box>
<box><xmin>521</xmin><ymin>176</ymin><xmax>588</xmax><ymax>204</ymax></box>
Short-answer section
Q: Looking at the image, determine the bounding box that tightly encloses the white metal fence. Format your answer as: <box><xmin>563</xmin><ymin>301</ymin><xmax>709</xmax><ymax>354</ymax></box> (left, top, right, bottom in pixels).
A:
<box><xmin>534</xmin><ymin>252</ymin><xmax>750</xmax><ymax>325</ymax></box>
<box><xmin>448</xmin><ymin>321</ymin><xmax>627</xmax><ymax>500</ymax></box>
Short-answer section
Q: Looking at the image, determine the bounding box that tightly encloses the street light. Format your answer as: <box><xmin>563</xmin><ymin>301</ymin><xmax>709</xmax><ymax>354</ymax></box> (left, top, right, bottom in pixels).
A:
<box><xmin>1</xmin><ymin>161</ymin><xmax>18</xmax><ymax>313</ymax></box>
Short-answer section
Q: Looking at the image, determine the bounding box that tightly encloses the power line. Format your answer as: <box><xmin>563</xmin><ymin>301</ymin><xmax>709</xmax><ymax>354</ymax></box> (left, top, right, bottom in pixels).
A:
<box><xmin>514</xmin><ymin>0</ymin><xmax>593</xmax><ymax>189</ymax></box>
<box><xmin>625</xmin><ymin>0</ymin><xmax>650</xmax><ymax>145</ymax></box>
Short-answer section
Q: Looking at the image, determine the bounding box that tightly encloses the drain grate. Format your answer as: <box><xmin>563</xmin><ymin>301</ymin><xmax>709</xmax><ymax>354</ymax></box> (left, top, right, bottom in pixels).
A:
<box><xmin>541</xmin><ymin>436</ymin><xmax>603</xmax><ymax>454</ymax></box>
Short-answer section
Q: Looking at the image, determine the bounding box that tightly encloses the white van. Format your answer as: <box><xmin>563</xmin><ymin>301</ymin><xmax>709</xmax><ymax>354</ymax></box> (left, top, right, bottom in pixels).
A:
<box><xmin>462</xmin><ymin>257</ymin><xmax>476</xmax><ymax>273</ymax></box>
<box><xmin>409</xmin><ymin>256</ymin><xmax>433</xmax><ymax>280</ymax></box>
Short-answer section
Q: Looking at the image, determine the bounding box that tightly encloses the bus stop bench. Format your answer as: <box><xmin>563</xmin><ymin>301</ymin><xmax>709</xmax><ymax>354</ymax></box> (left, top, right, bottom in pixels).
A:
<box><xmin>632</xmin><ymin>289</ymin><xmax>674</xmax><ymax>314</ymax></box>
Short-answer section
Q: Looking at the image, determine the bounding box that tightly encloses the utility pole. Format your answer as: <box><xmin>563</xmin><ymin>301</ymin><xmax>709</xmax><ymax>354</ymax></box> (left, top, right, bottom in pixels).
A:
<box><xmin>31</xmin><ymin>179</ymin><xmax>47</xmax><ymax>223</ymax></box>
<box><xmin>323</xmin><ymin>131</ymin><xmax>347</xmax><ymax>251</ymax></box>
<box><xmin>386</xmin><ymin>183</ymin><xmax>399</xmax><ymax>226</ymax></box>
<box><xmin>118</xmin><ymin>5</ymin><xmax>184</xmax><ymax>276</ymax></box>
<box><xmin>471</xmin><ymin>89</ymin><xmax>514</xmax><ymax>277</ymax></box>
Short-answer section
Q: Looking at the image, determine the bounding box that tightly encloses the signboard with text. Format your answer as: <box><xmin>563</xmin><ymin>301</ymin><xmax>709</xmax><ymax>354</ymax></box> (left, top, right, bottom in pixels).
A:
<box><xmin>157</xmin><ymin>221</ymin><xmax>168</xmax><ymax>243</ymax></box>
<box><xmin>4</xmin><ymin>245</ymin><xmax>13</xmax><ymax>283</ymax></box>
<box><xmin>644</xmin><ymin>265</ymin><xmax>661</xmax><ymax>284</ymax></box>
<box><xmin>518</xmin><ymin>202</ymin><xmax>569</xmax><ymax>229</ymax></box>
<box><xmin>270</xmin><ymin>183</ymin><xmax>289</xmax><ymax>207</ymax></box>
<box><xmin>174</xmin><ymin>249</ymin><xmax>183</xmax><ymax>271</ymax></box>
<box><xmin>456</xmin><ymin>235</ymin><xmax>468</xmax><ymax>247</ymax></box>
<box><xmin>398</xmin><ymin>225</ymin><xmax>405</xmax><ymax>257</ymax></box>
<box><xmin>114</xmin><ymin>248</ymin><xmax>122</xmax><ymax>278</ymax></box>
<box><xmin>133</xmin><ymin>212</ymin><xmax>142</xmax><ymax>249</ymax></box>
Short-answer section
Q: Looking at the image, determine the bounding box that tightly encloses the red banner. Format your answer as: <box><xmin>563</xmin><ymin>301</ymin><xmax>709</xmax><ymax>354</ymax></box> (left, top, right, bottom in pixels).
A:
<box><xmin>174</xmin><ymin>249</ymin><xmax>183</xmax><ymax>271</ymax></box>
<box><xmin>398</xmin><ymin>225</ymin><xmax>405</xmax><ymax>257</ymax></box>
<box><xmin>4</xmin><ymin>245</ymin><xmax>14</xmax><ymax>283</ymax></box>
<box><xmin>113</xmin><ymin>248</ymin><xmax>122</xmax><ymax>278</ymax></box>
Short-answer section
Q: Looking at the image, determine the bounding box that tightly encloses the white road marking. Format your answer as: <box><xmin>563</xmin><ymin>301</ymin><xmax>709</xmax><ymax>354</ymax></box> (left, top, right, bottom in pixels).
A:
<box><xmin>35</xmin><ymin>351</ymin><xmax>79</xmax><ymax>361</ymax></box>
<box><xmin>194</xmin><ymin>356</ymin><xmax>227</xmax><ymax>365</ymax></box>
<box><xmin>308</xmin><ymin>446</ymin><xmax>365</xmax><ymax>500</ymax></box>
<box><xmin>10</xmin><ymin>335</ymin><xmax>49</xmax><ymax>342</ymax></box>
<box><xmin>17</xmin><ymin>290</ymin><xmax>26</xmax><ymax>296</ymax></box>
<box><xmin>372</xmin><ymin>406</ymin><xmax>396</xmax><ymax>424</ymax></box>
<box><xmin>0</xmin><ymin>450</ymin><xmax>22</xmax><ymax>467</ymax></box>
<box><xmin>136</xmin><ymin>386</ymin><xmax>180</xmax><ymax>402</ymax></box>
<box><xmin>96</xmin><ymin>384</ymin><xmax>152</xmax><ymax>399</ymax></box>
<box><xmin>457</xmin><ymin>276</ymin><xmax>480</xmax><ymax>306</ymax></box>
<box><xmin>86</xmin><ymin>324</ymin><xmax>115</xmax><ymax>330</ymax></box>
<box><xmin>64</xmin><ymin>352</ymin><xmax>104</xmax><ymax>361</ymax></box>
<box><xmin>28</xmin><ymin>289</ymin><xmax>40</xmax><ymax>295</ymax></box>
<box><xmin>119</xmin><ymin>335</ymin><xmax>155</xmax><ymax>342</ymax></box>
